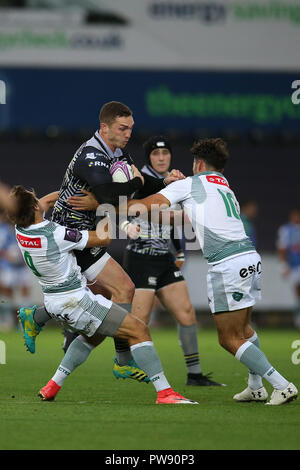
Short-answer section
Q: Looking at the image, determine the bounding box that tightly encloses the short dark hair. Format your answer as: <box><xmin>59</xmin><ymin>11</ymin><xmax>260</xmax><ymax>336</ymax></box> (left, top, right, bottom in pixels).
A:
<box><xmin>7</xmin><ymin>185</ymin><xmax>38</xmax><ymax>227</ymax></box>
<box><xmin>99</xmin><ymin>101</ymin><xmax>132</xmax><ymax>126</ymax></box>
<box><xmin>190</xmin><ymin>138</ymin><xmax>229</xmax><ymax>171</ymax></box>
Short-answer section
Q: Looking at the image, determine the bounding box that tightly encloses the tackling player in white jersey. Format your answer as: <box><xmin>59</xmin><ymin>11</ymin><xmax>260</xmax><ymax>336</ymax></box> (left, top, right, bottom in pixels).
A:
<box><xmin>126</xmin><ymin>138</ymin><xmax>298</xmax><ymax>406</ymax></box>
<box><xmin>6</xmin><ymin>185</ymin><xmax>197</xmax><ymax>405</ymax></box>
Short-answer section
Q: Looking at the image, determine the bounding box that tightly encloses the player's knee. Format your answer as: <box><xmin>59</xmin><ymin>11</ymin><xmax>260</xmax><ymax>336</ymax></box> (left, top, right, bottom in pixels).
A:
<box><xmin>112</xmin><ymin>278</ymin><xmax>135</xmax><ymax>303</ymax></box>
<box><xmin>178</xmin><ymin>303</ymin><xmax>196</xmax><ymax>326</ymax></box>
<box><xmin>136</xmin><ymin>319</ymin><xmax>150</xmax><ymax>340</ymax></box>
<box><xmin>217</xmin><ymin>332</ymin><xmax>231</xmax><ymax>352</ymax></box>
<box><xmin>126</xmin><ymin>278</ymin><xmax>135</xmax><ymax>300</ymax></box>
<box><xmin>119</xmin><ymin>278</ymin><xmax>135</xmax><ymax>301</ymax></box>
<box><xmin>130</xmin><ymin>316</ymin><xmax>150</xmax><ymax>342</ymax></box>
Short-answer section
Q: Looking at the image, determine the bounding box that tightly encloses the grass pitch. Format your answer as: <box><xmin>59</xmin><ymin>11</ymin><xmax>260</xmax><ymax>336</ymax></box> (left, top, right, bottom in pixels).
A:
<box><xmin>0</xmin><ymin>327</ymin><xmax>299</xmax><ymax>450</ymax></box>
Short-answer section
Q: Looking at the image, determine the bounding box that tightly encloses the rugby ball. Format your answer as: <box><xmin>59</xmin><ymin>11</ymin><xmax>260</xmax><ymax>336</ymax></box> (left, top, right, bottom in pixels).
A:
<box><xmin>110</xmin><ymin>161</ymin><xmax>134</xmax><ymax>183</ymax></box>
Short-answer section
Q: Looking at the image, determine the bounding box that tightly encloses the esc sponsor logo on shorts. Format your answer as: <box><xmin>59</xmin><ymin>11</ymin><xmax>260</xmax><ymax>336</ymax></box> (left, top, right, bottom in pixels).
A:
<box><xmin>239</xmin><ymin>261</ymin><xmax>262</xmax><ymax>278</ymax></box>
<box><xmin>16</xmin><ymin>234</ymin><xmax>42</xmax><ymax>248</ymax></box>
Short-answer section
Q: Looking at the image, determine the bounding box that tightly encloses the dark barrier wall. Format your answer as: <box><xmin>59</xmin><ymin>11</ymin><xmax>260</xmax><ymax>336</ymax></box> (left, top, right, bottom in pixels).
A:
<box><xmin>0</xmin><ymin>137</ymin><xmax>298</xmax><ymax>253</ymax></box>
<box><xmin>0</xmin><ymin>67</ymin><xmax>300</xmax><ymax>132</ymax></box>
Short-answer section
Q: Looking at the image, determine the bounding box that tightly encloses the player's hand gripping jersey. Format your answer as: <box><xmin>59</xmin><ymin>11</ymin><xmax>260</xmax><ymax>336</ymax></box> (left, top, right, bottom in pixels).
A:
<box><xmin>127</xmin><ymin>165</ymin><xmax>177</xmax><ymax>256</ymax></box>
<box><xmin>15</xmin><ymin>221</ymin><xmax>89</xmax><ymax>294</ymax></box>
<box><xmin>160</xmin><ymin>171</ymin><xmax>255</xmax><ymax>264</ymax></box>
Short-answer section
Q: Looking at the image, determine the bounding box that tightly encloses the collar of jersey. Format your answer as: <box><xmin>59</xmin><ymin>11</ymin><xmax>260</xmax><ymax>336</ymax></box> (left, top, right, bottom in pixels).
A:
<box><xmin>94</xmin><ymin>131</ymin><xmax>121</xmax><ymax>159</ymax></box>
<box><xmin>194</xmin><ymin>171</ymin><xmax>224</xmax><ymax>177</ymax></box>
<box><xmin>21</xmin><ymin>219</ymin><xmax>50</xmax><ymax>231</ymax></box>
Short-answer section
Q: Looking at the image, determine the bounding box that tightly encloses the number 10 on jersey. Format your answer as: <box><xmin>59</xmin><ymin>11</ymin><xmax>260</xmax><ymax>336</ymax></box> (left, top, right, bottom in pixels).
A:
<box><xmin>217</xmin><ymin>188</ymin><xmax>240</xmax><ymax>220</ymax></box>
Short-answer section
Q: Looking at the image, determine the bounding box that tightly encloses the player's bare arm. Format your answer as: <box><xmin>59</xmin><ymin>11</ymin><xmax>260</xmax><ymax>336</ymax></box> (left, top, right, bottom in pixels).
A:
<box><xmin>127</xmin><ymin>193</ymin><xmax>171</xmax><ymax>216</ymax></box>
<box><xmin>86</xmin><ymin>230</ymin><xmax>111</xmax><ymax>248</ymax></box>
<box><xmin>86</xmin><ymin>217</ymin><xmax>111</xmax><ymax>248</ymax></box>
<box><xmin>39</xmin><ymin>191</ymin><xmax>60</xmax><ymax>213</ymax></box>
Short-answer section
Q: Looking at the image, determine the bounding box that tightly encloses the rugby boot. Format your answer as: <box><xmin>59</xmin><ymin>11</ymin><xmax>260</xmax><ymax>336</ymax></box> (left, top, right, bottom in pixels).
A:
<box><xmin>233</xmin><ymin>386</ymin><xmax>268</xmax><ymax>402</ymax></box>
<box><xmin>38</xmin><ymin>380</ymin><xmax>61</xmax><ymax>401</ymax></box>
<box><xmin>156</xmin><ymin>388</ymin><xmax>198</xmax><ymax>404</ymax></box>
<box><xmin>186</xmin><ymin>372</ymin><xmax>226</xmax><ymax>386</ymax></box>
<box><xmin>18</xmin><ymin>305</ymin><xmax>42</xmax><ymax>354</ymax></box>
<box><xmin>112</xmin><ymin>358</ymin><xmax>150</xmax><ymax>383</ymax></box>
<box><xmin>266</xmin><ymin>383</ymin><xmax>298</xmax><ymax>405</ymax></box>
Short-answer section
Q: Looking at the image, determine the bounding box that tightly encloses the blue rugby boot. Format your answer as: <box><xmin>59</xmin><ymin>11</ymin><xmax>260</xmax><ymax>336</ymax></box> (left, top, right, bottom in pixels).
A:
<box><xmin>18</xmin><ymin>305</ymin><xmax>42</xmax><ymax>354</ymax></box>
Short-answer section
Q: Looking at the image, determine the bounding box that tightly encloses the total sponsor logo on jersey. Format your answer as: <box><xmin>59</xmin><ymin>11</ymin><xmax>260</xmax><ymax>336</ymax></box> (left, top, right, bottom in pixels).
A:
<box><xmin>206</xmin><ymin>175</ymin><xmax>229</xmax><ymax>187</ymax></box>
<box><xmin>16</xmin><ymin>233</ymin><xmax>42</xmax><ymax>249</ymax></box>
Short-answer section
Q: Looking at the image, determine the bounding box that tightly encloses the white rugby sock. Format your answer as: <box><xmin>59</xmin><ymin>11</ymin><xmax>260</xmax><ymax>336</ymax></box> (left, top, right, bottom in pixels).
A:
<box><xmin>262</xmin><ymin>368</ymin><xmax>289</xmax><ymax>391</ymax></box>
<box><xmin>235</xmin><ymin>341</ymin><xmax>289</xmax><ymax>391</ymax></box>
<box><xmin>52</xmin><ymin>366</ymin><xmax>71</xmax><ymax>387</ymax></box>
<box><xmin>149</xmin><ymin>372</ymin><xmax>171</xmax><ymax>392</ymax></box>
<box><xmin>247</xmin><ymin>332</ymin><xmax>263</xmax><ymax>390</ymax></box>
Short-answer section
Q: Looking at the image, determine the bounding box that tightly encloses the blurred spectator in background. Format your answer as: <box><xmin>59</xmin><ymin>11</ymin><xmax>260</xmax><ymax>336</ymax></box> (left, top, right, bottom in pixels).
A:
<box><xmin>240</xmin><ymin>200</ymin><xmax>258</xmax><ymax>248</ymax></box>
<box><xmin>277</xmin><ymin>209</ymin><xmax>300</xmax><ymax>329</ymax></box>
<box><xmin>0</xmin><ymin>207</ymin><xmax>17</xmax><ymax>330</ymax></box>
<box><xmin>0</xmin><ymin>182</ymin><xmax>10</xmax><ymax>207</ymax></box>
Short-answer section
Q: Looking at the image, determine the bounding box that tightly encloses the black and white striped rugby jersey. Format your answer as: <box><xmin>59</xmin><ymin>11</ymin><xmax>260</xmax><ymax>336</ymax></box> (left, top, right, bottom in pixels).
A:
<box><xmin>52</xmin><ymin>131</ymin><xmax>141</xmax><ymax>231</ymax></box>
<box><xmin>126</xmin><ymin>165</ymin><xmax>182</xmax><ymax>256</ymax></box>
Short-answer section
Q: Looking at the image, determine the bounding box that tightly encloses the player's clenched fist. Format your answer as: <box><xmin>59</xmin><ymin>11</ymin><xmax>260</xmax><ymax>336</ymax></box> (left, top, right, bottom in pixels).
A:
<box><xmin>165</xmin><ymin>169</ymin><xmax>185</xmax><ymax>185</ymax></box>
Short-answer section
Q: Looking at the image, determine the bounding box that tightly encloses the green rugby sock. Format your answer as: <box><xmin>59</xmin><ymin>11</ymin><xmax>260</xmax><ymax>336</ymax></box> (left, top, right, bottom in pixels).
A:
<box><xmin>131</xmin><ymin>341</ymin><xmax>171</xmax><ymax>392</ymax></box>
<box><xmin>114</xmin><ymin>303</ymin><xmax>133</xmax><ymax>365</ymax></box>
<box><xmin>235</xmin><ymin>341</ymin><xmax>289</xmax><ymax>390</ymax></box>
<box><xmin>33</xmin><ymin>306</ymin><xmax>51</xmax><ymax>327</ymax></box>
<box><xmin>52</xmin><ymin>336</ymin><xmax>94</xmax><ymax>386</ymax></box>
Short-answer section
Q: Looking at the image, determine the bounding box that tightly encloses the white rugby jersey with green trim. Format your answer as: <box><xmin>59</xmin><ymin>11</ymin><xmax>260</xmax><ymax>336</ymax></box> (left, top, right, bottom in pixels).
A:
<box><xmin>159</xmin><ymin>171</ymin><xmax>255</xmax><ymax>264</ymax></box>
<box><xmin>15</xmin><ymin>220</ymin><xmax>89</xmax><ymax>294</ymax></box>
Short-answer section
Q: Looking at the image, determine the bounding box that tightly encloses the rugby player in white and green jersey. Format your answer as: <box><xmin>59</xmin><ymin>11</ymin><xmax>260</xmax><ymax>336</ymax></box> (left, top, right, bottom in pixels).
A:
<box><xmin>127</xmin><ymin>138</ymin><xmax>298</xmax><ymax>406</ymax></box>
<box><xmin>6</xmin><ymin>185</ymin><xmax>197</xmax><ymax>404</ymax></box>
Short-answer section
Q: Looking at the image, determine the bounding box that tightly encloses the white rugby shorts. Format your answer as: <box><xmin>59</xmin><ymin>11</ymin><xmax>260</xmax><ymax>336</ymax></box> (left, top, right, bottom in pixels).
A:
<box><xmin>44</xmin><ymin>287</ymin><xmax>112</xmax><ymax>337</ymax></box>
<box><xmin>207</xmin><ymin>252</ymin><xmax>262</xmax><ymax>314</ymax></box>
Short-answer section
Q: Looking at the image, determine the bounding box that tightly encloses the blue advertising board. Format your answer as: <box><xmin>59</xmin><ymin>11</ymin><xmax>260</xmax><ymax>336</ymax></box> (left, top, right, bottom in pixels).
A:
<box><xmin>0</xmin><ymin>68</ymin><xmax>299</xmax><ymax>132</ymax></box>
